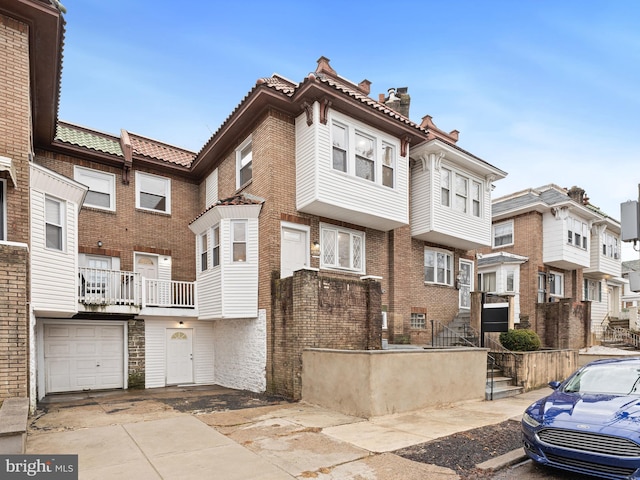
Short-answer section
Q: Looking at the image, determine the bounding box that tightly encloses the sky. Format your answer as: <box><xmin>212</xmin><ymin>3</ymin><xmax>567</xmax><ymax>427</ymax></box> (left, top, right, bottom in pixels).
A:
<box><xmin>57</xmin><ymin>0</ymin><xmax>640</xmax><ymax>260</ymax></box>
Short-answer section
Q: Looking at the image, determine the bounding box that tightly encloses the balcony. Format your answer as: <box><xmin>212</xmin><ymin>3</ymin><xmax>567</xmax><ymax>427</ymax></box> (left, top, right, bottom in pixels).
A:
<box><xmin>78</xmin><ymin>267</ymin><xmax>196</xmax><ymax>312</ymax></box>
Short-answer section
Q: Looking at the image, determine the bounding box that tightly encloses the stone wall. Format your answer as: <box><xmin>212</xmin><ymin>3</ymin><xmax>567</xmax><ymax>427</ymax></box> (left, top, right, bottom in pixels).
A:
<box><xmin>127</xmin><ymin>320</ymin><xmax>145</xmax><ymax>388</ymax></box>
<box><xmin>270</xmin><ymin>269</ymin><xmax>382</xmax><ymax>399</ymax></box>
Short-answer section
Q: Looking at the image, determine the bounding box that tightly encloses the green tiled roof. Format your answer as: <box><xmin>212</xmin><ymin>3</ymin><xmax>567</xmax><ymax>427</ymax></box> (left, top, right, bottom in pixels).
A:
<box><xmin>56</xmin><ymin>124</ymin><xmax>123</xmax><ymax>157</ymax></box>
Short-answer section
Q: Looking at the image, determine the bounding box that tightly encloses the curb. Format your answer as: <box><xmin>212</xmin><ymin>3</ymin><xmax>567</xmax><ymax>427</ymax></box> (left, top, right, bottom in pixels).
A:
<box><xmin>476</xmin><ymin>448</ymin><xmax>528</xmax><ymax>471</ymax></box>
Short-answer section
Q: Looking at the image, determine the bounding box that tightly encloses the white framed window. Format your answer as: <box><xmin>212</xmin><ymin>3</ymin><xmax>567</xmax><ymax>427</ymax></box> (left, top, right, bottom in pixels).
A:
<box><xmin>441</xmin><ymin>168</ymin><xmax>451</xmax><ymax>207</ymax></box>
<box><xmin>424</xmin><ymin>248</ymin><xmax>453</xmax><ymax>286</ymax></box>
<box><xmin>549</xmin><ymin>271</ymin><xmax>564</xmax><ymax>297</ymax></box>
<box><xmin>440</xmin><ymin>167</ymin><xmax>483</xmax><ymax>217</ymax></box>
<box><xmin>410</xmin><ymin>312</ymin><xmax>426</xmax><ymax>329</ymax></box>
<box><xmin>74</xmin><ymin>166</ymin><xmax>116</xmax><ymax>211</ymax></box>
<box><xmin>454</xmin><ymin>173</ymin><xmax>468</xmax><ymax>213</ymax></box>
<box><xmin>382</xmin><ymin>143</ymin><xmax>395</xmax><ymax>188</ymax></box>
<box><xmin>584</xmin><ymin>279</ymin><xmax>601</xmax><ymax>302</ymax></box>
<box><xmin>212</xmin><ymin>225</ymin><xmax>220</xmax><ymax>267</ymax></box>
<box><xmin>472</xmin><ymin>181</ymin><xmax>481</xmax><ymax>217</ymax></box>
<box><xmin>236</xmin><ymin>137</ymin><xmax>252</xmax><ymax>188</ymax></box>
<box><xmin>231</xmin><ymin>220</ymin><xmax>247</xmax><ymax>262</ymax></box>
<box><xmin>506</xmin><ymin>270</ymin><xmax>515</xmax><ymax>292</ymax></box>
<box><xmin>45</xmin><ymin>196</ymin><xmax>64</xmax><ymax>251</ymax></box>
<box><xmin>136</xmin><ymin>172</ymin><xmax>171</xmax><ymax>214</ymax></box>
<box><xmin>602</xmin><ymin>232</ymin><xmax>620</xmax><ymax>259</ymax></box>
<box><xmin>320</xmin><ymin>223</ymin><xmax>365</xmax><ymax>273</ymax></box>
<box><xmin>493</xmin><ymin>221</ymin><xmax>514</xmax><ymax>247</ymax></box>
<box><xmin>567</xmin><ymin>217</ymin><xmax>587</xmax><ymax>249</ymax></box>
<box><xmin>329</xmin><ymin>114</ymin><xmax>399</xmax><ymax>189</ymax></box>
<box><xmin>0</xmin><ymin>180</ymin><xmax>5</xmax><ymax>241</ymax></box>
<box><xmin>199</xmin><ymin>233</ymin><xmax>208</xmax><ymax>272</ymax></box>
<box><xmin>478</xmin><ymin>271</ymin><xmax>497</xmax><ymax>293</ymax></box>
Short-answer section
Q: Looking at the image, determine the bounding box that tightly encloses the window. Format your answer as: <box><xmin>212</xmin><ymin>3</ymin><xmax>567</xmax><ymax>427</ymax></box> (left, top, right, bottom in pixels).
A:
<box><xmin>410</xmin><ymin>313</ymin><xmax>426</xmax><ymax>329</ymax></box>
<box><xmin>212</xmin><ymin>225</ymin><xmax>220</xmax><ymax>267</ymax></box>
<box><xmin>424</xmin><ymin>249</ymin><xmax>453</xmax><ymax>285</ymax></box>
<box><xmin>136</xmin><ymin>172</ymin><xmax>170</xmax><ymax>213</ymax></box>
<box><xmin>0</xmin><ymin>180</ymin><xmax>5</xmax><ymax>241</ymax></box>
<box><xmin>74</xmin><ymin>166</ymin><xmax>115</xmax><ymax>211</ymax></box>
<box><xmin>85</xmin><ymin>256</ymin><xmax>111</xmax><ymax>296</ymax></box>
<box><xmin>231</xmin><ymin>220</ymin><xmax>247</xmax><ymax>262</ymax></box>
<box><xmin>330</xmin><ymin>116</ymin><xmax>398</xmax><ymax>188</ymax></box>
<box><xmin>454</xmin><ymin>173</ymin><xmax>468</xmax><ymax>213</ymax></box>
<box><xmin>354</xmin><ymin>132</ymin><xmax>375</xmax><ymax>181</ymax></box>
<box><xmin>237</xmin><ymin>138</ymin><xmax>252</xmax><ymax>188</ymax></box>
<box><xmin>602</xmin><ymin>232</ymin><xmax>619</xmax><ymax>259</ymax></box>
<box><xmin>472</xmin><ymin>181</ymin><xmax>481</xmax><ymax>217</ymax></box>
<box><xmin>506</xmin><ymin>270</ymin><xmax>515</xmax><ymax>292</ymax></box>
<box><xmin>45</xmin><ymin>196</ymin><xmax>64</xmax><ymax>251</ymax></box>
<box><xmin>199</xmin><ymin>233</ymin><xmax>208</xmax><ymax>272</ymax></box>
<box><xmin>549</xmin><ymin>272</ymin><xmax>564</xmax><ymax>297</ymax></box>
<box><xmin>382</xmin><ymin>143</ymin><xmax>394</xmax><ymax>188</ymax></box>
<box><xmin>441</xmin><ymin>168</ymin><xmax>451</xmax><ymax>207</ymax></box>
<box><xmin>537</xmin><ymin>272</ymin><xmax>547</xmax><ymax>303</ymax></box>
<box><xmin>493</xmin><ymin>221</ymin><xmax>513</xmax><ymax>247</ymax></box>
<box><xmin>321</xmin><ymin>224</ymin><xmax>365</xmax><ymax>272</ymax></box>
<box><xmin>478</xmin><ymin>272</ymin><xmax>497</xmax><ymax>293</ymax></box>
<box><xmin>567</xmin><ymin>217</ymin><xmax>587</xmax><ymax>249</ymax></box>
<box><xmin>584</xmin><ymin>279</ymin><xmax>602</xmax><ymax>302</ymax></box>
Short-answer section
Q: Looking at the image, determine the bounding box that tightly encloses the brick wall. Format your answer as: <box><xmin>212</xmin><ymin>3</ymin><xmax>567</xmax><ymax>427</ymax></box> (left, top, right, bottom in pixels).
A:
<box><xmin>35</xmin><ymin>151</ymin><xmax>199</xmax><ymax>280</ymax></box>
<box><xmin>271</xmin><ymin>269</ymin><xmax>382</xmax><ymax>399</ymax></box>
<box><xmin>0</xmin><ymin>14</ymin><xmax>31</xmax><ymax>244</ymax></box>
<box><xmin>0</xmin><ymin>244</ymin><xmax>29</xmax><ymax>400</ymax></box>
<box><xmin>536</xmin><ymin>298</ymin><xmax>590</xmax><ymax>349</ymax></box>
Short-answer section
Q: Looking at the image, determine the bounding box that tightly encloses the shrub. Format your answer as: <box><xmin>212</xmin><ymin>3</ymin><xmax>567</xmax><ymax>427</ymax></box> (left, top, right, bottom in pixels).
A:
<box><xmin>499</xmin><ymin>329</ymin><xmax>541</xmax><ymax>351</ymax></box>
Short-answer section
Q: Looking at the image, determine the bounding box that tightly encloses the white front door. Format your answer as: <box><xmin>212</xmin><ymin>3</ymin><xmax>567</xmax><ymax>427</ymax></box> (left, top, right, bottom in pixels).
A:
<box><xmin>44</xmin><ymin>323</ymin><xmax>124</xmax><ymax>394</ymax></box>
<box><xmin>281</xmin><ymin>225</ymin><xmax>309</xmax><ymax>278</ymax></box>
<box><xmin>459</xmin><ymin>260</ymin><xmax>473</xmax><ymax>309</ymax></box>
<box><xmin>166</xmin><ymin>328</ymin><xmax>193</xmax><ymax>385</ymax></box>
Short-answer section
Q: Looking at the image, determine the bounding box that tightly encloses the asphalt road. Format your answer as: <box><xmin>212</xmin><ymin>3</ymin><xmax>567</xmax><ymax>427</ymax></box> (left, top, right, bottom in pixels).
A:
<box><xmin>490</xmin><ymin>459</ymin><xmax>606</xmax><ymax>479</ymax></box>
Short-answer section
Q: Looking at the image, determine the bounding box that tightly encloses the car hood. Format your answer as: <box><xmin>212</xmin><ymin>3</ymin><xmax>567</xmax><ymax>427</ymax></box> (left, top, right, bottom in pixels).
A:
<box><xmin>539</xmin><ymin>392</ymin><xmax>640</xmax><ymax>433</ymax></box>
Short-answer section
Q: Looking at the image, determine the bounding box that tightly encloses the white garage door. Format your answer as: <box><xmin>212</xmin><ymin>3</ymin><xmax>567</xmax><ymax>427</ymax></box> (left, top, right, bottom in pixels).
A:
<box><xmin>44</xmin><ymin>323</ymin><xmax>124</xmax><ymax>394</ymax></box>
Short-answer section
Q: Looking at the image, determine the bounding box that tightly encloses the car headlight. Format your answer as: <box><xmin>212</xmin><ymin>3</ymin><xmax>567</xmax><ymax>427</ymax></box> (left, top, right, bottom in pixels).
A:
<box><xmin>522</xmin><ymin>411</ymin><xmax>541</xmax><ymax>428</ymax></box>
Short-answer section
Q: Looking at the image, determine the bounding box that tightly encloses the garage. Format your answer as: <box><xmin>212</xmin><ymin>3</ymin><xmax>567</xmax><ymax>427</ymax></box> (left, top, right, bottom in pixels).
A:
<box><xmin>43</xmin><ymin>322</ymin><xmax>125</xmax><ymax>394</ymax></box>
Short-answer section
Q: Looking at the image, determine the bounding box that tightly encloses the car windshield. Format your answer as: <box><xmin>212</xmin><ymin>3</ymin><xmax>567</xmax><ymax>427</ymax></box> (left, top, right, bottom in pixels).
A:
<box><xmin>563</xmin><ymin>363</ymin><xmax>640</xmax><ymax>395</ymax></box>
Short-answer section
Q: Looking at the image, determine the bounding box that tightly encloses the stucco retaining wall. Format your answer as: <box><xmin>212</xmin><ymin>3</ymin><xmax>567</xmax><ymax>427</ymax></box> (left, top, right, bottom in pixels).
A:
<box><xmin>301</xmin><ymin>347</ymin><xmax>487</xmax><ymax>418</ymax></box>
<box><xmin>493</xmin><ymin>349</ymin><xmax>578</xmax><ymax>390</ymax></box>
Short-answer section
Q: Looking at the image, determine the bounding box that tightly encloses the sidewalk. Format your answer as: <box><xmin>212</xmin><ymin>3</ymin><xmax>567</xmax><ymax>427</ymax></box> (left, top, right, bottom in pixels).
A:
<box><xmin>26</xmin><ymin>387</ymin><xmax>547</xmax><ymax>479</ymax></box>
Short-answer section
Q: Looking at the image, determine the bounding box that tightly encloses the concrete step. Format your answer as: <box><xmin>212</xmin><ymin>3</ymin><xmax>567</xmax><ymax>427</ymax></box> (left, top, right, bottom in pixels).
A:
<box><xmin>487</xmin><ymin>376</ymin><xmax>514</xmax><ymax>389</ymax></box>
<box><xmin>486</xmin><ymin>384</ymin><xmax>523</xmax><ymax>400</ymax></box>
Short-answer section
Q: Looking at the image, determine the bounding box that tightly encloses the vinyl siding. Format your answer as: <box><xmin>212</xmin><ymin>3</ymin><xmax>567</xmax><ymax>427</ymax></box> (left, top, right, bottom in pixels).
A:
<box><xmin>30</xmin><ymin>190</ymin><xmax>79</xmax><ymax>314</ymax></box>
<box><xmin>410</xmin><ymin>160</ymin><xmax>432</xmax><ymax>235</ymax></box>
<box><xmin>543</xmin><ymin>212</ymin><xmax>590</xmax><ymax>268</ymax></box>
<box><xmin>144</xmin><ymin>319</ymin><xmax>215</xmax><ymax>388</ymax></box>
<box><xmin>295</xmin><ymin>106</ymin><xmax>409</xmax><ymax>230</ymax></box>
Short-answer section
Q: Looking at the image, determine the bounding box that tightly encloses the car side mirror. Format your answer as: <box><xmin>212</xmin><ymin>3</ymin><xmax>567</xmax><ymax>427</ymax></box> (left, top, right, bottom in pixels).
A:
<box><xmin>548</xmin><ymin>381</ymin><xmax>561</xmax><ymax>390</ymax></box>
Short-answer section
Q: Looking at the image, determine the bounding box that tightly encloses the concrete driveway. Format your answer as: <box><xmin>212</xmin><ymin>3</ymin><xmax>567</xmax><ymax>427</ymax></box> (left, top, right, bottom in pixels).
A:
<box><xmin>27</xmin><ymin>385</ymin><xmax>547</xmax><ymax>479</ymax></box>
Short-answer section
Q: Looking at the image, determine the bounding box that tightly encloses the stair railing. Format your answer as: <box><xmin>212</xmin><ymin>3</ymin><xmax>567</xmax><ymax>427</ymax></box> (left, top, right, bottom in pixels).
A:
<box><xmin>604</xmin><ymin>326</ymin><xmax>640</xmax><ymax>350</ymax></box>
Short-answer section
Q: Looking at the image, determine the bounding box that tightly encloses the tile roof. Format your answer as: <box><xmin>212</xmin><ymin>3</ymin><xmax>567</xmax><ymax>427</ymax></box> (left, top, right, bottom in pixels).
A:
<box><xmin>128</xmin><ymin>133</ymin><xmax>195</xmax><ymax>167</ymax></box>
<box><xmin>55</xmin><ymin>123</ymin><xmax>123</xmax><ymax>157</ymax></box>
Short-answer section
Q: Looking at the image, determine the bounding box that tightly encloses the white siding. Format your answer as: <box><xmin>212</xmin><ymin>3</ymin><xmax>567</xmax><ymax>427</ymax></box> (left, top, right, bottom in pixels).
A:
<box><xmin>590</xmin><ymin>284</ymin><xmax>608</xmax><ymax>326</ymax></box>
<box><xmin>295</xmin><ymin>106</ymin><xmax>409</xmax><ymax>231</ymax></box>
<box><xmin>543</xmin><ymin>212</ymin><xmax>590</xmax><ymax>268</ymax></box>
<box><xmin>30</xmin><ymin>190</ymin><xmax>79</xmax><ymax>314</ymax></box>
<box><xmin>213</xmin><ymin>309</ymin><xmax>266</xmax><ymax>393</ymax></box>
<box><xmin>412</xmin><ymin>157</ymin><xmax>491</xmax><ymax>249</ymax></box>
<box><xmin>144</xmin><ymin>318</ymin><xmax>215</xmax><ymax>388</ymax></box>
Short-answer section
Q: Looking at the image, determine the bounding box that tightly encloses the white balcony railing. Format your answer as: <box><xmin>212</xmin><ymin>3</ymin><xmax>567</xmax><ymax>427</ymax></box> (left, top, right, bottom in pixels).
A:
<box><xmin>78</xmin><ymin>267</ymin><xmax>196</xmax><ymax>309</ymax></box>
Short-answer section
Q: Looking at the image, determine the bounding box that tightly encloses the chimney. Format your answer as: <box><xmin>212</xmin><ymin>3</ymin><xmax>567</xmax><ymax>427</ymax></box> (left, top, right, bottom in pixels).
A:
<box><xmin>567</xmin><ymin>186</ymin><xmax>586</xmax><ymax>204</ymax></box>
<box><xmin>382</xmin><ymin>87</ymin><xmax>410</xmax><ymax>118</ymax></box>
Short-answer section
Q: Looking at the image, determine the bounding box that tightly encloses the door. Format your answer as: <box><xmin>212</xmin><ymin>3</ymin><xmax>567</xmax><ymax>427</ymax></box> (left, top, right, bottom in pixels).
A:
<box><xmin>281</xmin><ymin>225</ymin><xmax>308</xmax><ymax>278</ymax></box>
<box><xmin>136</xmin><ymin>254</ymin><xmax>161</xmax><ymax>304</ymax></box>
<box><xmin>166</xmin><ymin>328</ymin><xmax>193</xmax><ymax>385</ymax></box>
<box><xmin>44</xmin><ymin>323</ymin><xmax>124</xmax><ymax>394</ymax></box>
<box><xmin>459</xmin><ymin>260</ymin><xmax>473</xmax><ymax>309</ymax></box>
<box><xmin>85</xmin><ymin>256</ymin><xmax>111</xmax><ymax>302</ymax></box>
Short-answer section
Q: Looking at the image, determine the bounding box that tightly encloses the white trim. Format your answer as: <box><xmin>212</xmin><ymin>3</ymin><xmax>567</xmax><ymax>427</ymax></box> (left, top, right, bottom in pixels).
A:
<box><xmin>0</xmin><ymin>179</ymin><xmax>6</xmax><ymax>241</ymax></box>
<box><xmin>135</xmin><ymin>171</ymin><xmax>171</xmax><ymax>214</ymax></box>
<box><xmin>74</xmin><ymin>165</ymin><xmax>116</xmax><ymax>211</ymax></box>
<box><xmin>493</xmin><ymin>220</ymin><xmax>514</xmax><ymax>248</ymax></box>
<box><xmin>280</xmin><ymin>221</ymin><xmax>310</xmax><ymax>276</ymax></box>
<box><xmin>236</xmin><ymin>136</ymin><xmax>253</xmax><ymax>189</ymax></box>
<box><xmin>0</xmin><ymin>155</ymin><xmax>17</xmax><ymax>186</ymax></box>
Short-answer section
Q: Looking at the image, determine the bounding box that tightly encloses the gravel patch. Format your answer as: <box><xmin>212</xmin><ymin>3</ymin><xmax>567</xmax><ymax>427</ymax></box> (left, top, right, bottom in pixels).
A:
<box><xmin>394</xmin><ymin>419</ymin><xmax>522</xmax><ymax>479</ymax></box>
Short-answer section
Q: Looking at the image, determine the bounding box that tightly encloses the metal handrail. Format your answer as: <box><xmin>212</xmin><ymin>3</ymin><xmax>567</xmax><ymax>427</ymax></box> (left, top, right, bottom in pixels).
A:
<box><xmin>604</xmin><ymin>326</ymin><xmax>640</xmax><ymax>349</ymax></box>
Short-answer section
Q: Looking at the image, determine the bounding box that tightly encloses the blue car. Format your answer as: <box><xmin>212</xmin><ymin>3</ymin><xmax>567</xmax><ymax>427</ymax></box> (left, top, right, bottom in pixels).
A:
<box><xmin>522</xmin><ymin>357</ymin><xmax>640</xmax><ymax>479</ymax></box>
